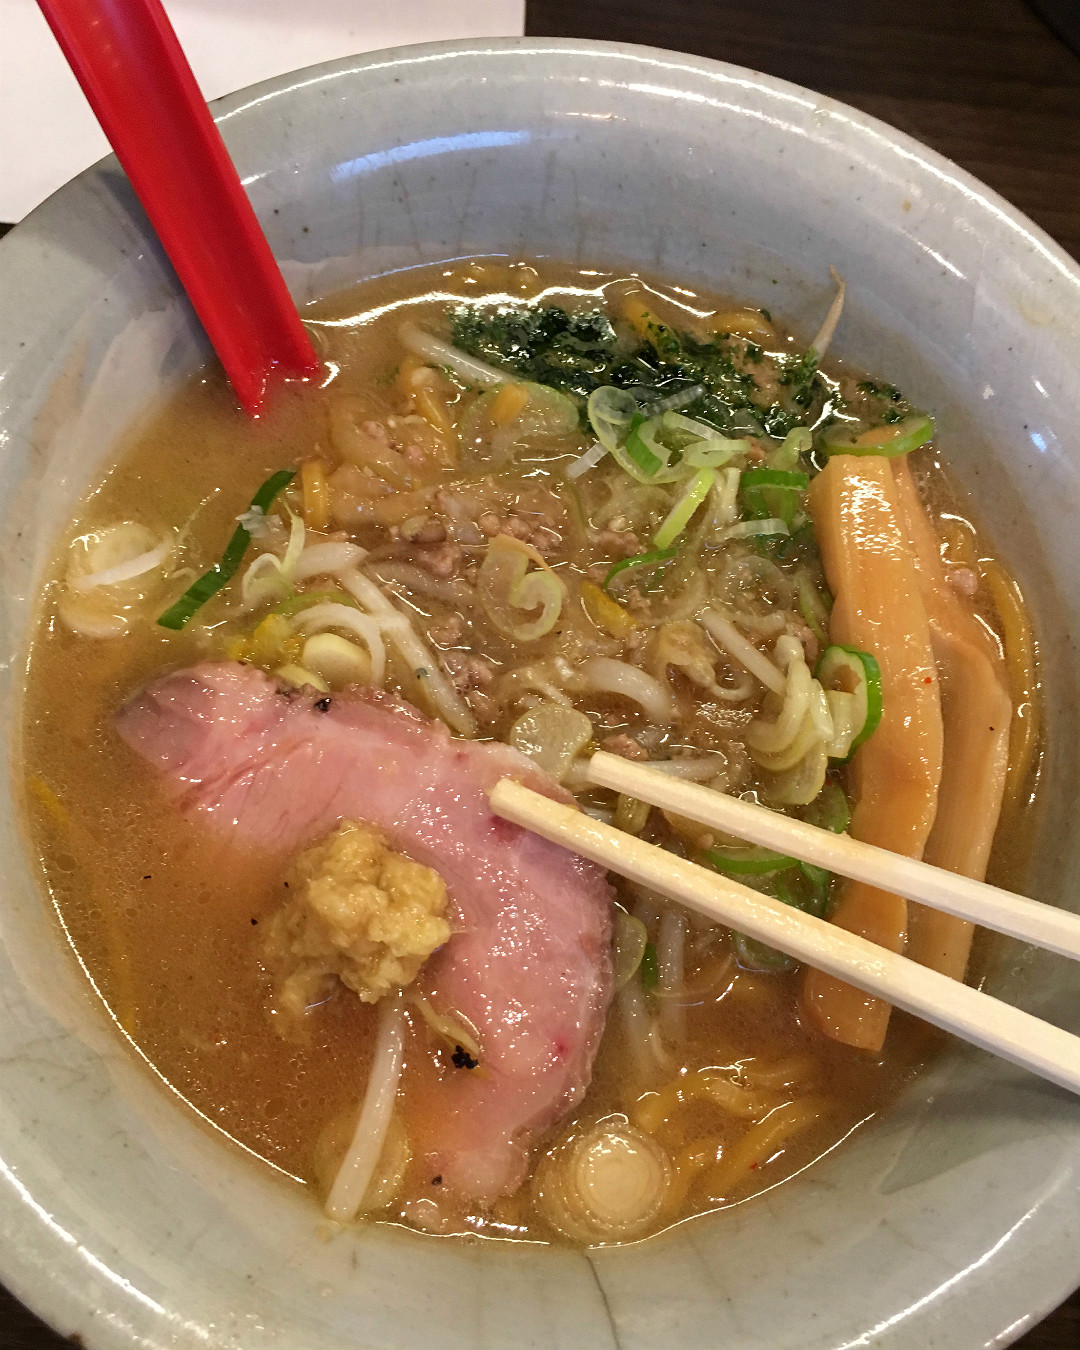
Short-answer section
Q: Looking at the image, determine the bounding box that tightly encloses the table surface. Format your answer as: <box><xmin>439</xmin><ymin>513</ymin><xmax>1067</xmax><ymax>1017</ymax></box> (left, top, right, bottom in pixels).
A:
<box><xmin>1</xmin><ymin>0</ymin><xmax>1078</xmax><ymax>1346</ymax></box>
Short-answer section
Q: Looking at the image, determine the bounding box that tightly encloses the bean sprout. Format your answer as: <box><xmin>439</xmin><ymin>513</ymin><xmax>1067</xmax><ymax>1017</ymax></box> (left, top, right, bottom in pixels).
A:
<box><xmin>399</xmin><ymin>321</ymin><xmax>510</xmax><ymax>389</ymax></box>
<box><xmin>339</xmin><ymin>569</ymin><xmax>476</xmax><ymax>737</ymax></box>
<box><xmin>699</xmin><ymin>610</ymin><xmax>786</xmax><ymax>695</ymax></box>
<box><xmin>325</xmin><ymin>994</ymin><xmax>406</xmax><ymax>1222</ymax></box>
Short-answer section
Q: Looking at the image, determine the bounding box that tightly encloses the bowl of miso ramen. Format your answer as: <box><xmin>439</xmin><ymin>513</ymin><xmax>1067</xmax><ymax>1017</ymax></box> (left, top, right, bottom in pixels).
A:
<box><xmin>2</xmin><ymin>37</ymin><xmax>1080</xmax><ymax>1350</ymax></box>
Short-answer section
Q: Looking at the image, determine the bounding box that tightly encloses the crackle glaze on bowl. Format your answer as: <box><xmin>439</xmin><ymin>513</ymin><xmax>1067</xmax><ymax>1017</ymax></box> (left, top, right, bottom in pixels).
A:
<box><xmin>0</xmin><ymin>38</ymin><xmax>1079</xmax><ymax>1350</ymax></box>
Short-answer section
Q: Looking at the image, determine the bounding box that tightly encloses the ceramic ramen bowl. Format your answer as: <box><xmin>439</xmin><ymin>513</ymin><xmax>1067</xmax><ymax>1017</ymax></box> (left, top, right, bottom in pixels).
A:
<box><xmin>0</xmin><ymin>37</ymin><xmax>1079</xmax><ymax>1350</ymax></box>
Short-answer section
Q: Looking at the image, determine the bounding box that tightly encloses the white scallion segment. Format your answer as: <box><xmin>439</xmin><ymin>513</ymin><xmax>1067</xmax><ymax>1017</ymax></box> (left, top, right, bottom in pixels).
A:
<box><xmin>273</xmin><ymin>663</ymin><xmax>330</xmax><ymax>693</ymax></box>
<box><xmin>292</xmin><ymin>541</ymin><xmax>368</xmax><ymax>581</ymax></box>
<box><xmin>640</xmin><ymin>384</ymin><xmax>707</xmax><ymax>416</ymax></box>
<box><xmin>769</xmin><ymin>427</ymin><xmax>813</xmax><ymax>471</ymax></box>
<box><xmin>700</xmin><ymin>610</ymin><xmax>786</xmax><ymax>696</ymax></box>
<box><xmin>746</xmin><ymin>659</ymin><xmax>812</xmax><ymax>756</ymax></box>
<box><xmin>587</xmin><ymin>385</ymin><xmax>639</xmax><ymax>452</ymax></box>
<box><xmin>292</xmin><ymin>602</ymin><xmax>387</xmax><ymax>686</ymax></box>
<box><xmin>718</xmin><ymin>518</ymin><xmax>790</xmax><ymax>543</ymax></box>
<box><xmin>240</xmin><ymin>508</ymin><xmax>308</xmax><ymax>609</ymax></box>
<box><xmin>574</xmin><ymin>657</ymin><xmax>676</xmax><ymax>723</ymax></box>
<box><xmin>69</xmin><ymin>529</ymin><xmax>174</xmax><ymax>591</ymax></box>
<box><xmin>325</xmin><ymin>995</ymin><xmax>406</xmax><ymax>1223</ymax></box>
<box><xmin>824</xmin><ymin>689</ymin><xmax>859</xmax><ymax>759</ymax></box>
<box><xmin>509</xmin><ymin>704</ymin><xmax>594</xmax><ymax>782</ymax></box>
<box><xmin>809</xmin><ymin>266</ymin><xmax>847</xmax><ymax>360</ymax></box>
<box><xmin>241</xmin><ymin>552</ymin><xmax>289</xmax><ymax>609</ymax></box>
<box><xmin>613</xmin><ymin>910</ymin><xmax>649</xmax><ymax>990</ymax></box>
<box><xmin>398</xmin><ymin>321</ymin><xmax>511</xmax><ymax>389</ymax></box>
<box><xmin>301</xmin><ymin>633</ymin><xmax>374</xmax><ymax>688</ymax></box>
<box><xmin>653</xmin><ymin>468</ymin><xmax>716</xmax><ymax>549</ymax></box>
<box><xmin>565</xmin><ymin>441</ymin><xmax>609</xmax><ymax>481</ymax></box>
<box><xmin>281</xmin><ymin>506</ymin><xmax>307</xmax><ymax>576</ymax></box>
<box><xmin>711</xmin><ymin>467</ymin><xmax>743</xmax><ymax>530</ymax></box>
<box><xmin>338</xmin><ymin>569</ymin><xmax>477</xmax><ymax>737</ymax></box>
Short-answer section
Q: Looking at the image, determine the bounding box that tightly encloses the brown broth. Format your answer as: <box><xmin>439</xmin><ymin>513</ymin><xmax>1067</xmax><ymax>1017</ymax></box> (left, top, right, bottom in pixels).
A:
<box><xmin>19</xmin><ymin>259</ymin><xmax>1037</xmax><ymax>1242</ymax></box>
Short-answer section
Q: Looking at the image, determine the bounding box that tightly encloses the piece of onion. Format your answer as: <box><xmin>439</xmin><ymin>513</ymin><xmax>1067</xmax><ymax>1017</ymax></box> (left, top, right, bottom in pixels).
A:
<box><xmin>292</xmin><ymin>602</ymin><xmax>387</xmax><ymax>686</ymax></box>
<box><xmin>273</xmin><ymin>663</ymin><xmax>330</xmax><ymax>693</ymax></box>
<box><xmin>508</xmin><ymin>703</ymin><xmax>593</xmax><ymax>782</ymax></box>
<box><xmin>765</xmin><ymin>739</ymin><xmax>828</xmax><ymax>806</ymax></box>
<box><xmin>477</xmin><ymin>534</ymin><xmax>566</xmax><ymax>642</ymax></box>
<box><xmin>718</xmin><ymin>518</ymin><xmax>790</xmax><ymax>543</ymax></box>
<box><xmin>292</xmin><ymin>540</ymin><xmax>367</xmax><ymax>581</ymax></box>
<box><xmin>68</xmin><ymin>526</ymin><xmax>174</xmax><ymax>592</ymax></box>
<box><xmin>302</xmin><ymin>633</ymin><xmax>373</xmax><ymax>688</ymax></box>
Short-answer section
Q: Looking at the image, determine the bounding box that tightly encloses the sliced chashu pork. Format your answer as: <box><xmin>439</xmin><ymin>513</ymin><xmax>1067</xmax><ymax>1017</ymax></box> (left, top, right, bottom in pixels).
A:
<box><xmin>116</xmin><ymin>662</ymin><xmax>613</xmax><ymax>1203</ymax></box>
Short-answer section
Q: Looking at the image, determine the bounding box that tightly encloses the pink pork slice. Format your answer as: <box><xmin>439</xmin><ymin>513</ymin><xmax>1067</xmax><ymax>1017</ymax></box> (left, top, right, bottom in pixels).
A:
<box><xmin>116</xmin><ymin>661</ymin><xmax>614</xmax><ymax>1202</ymax></box>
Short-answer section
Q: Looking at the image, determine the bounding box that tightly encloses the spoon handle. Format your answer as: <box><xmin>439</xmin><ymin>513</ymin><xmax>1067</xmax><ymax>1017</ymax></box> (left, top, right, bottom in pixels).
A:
<box><xmin>37</xmin><ymin>0</ymin><xmax>320</xmax><ymax>414</ymax></box>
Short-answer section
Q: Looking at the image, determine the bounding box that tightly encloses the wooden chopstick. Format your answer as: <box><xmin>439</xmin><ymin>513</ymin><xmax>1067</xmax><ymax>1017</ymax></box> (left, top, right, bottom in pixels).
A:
<box><xmin>488</xmin><ymin>778</ymin><xmax>1080</xmax><ymax>1098</ymax></box>
<box><xmin>587</xmin><ymin>751</ymin><xmax>1080</xmax><ymax>963</ymax></box>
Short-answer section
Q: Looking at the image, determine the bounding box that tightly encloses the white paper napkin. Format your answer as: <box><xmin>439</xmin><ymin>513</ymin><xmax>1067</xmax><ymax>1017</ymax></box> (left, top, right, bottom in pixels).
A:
<box><xmin>0</xmin><ymin>0</ymin><xmax>525</xmax><ymax>222</ymax></box>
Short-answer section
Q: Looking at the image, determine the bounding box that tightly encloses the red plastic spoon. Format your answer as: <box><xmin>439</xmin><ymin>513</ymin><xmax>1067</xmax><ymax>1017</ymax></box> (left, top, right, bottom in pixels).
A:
<box><xmin>36</xmin><ymin>0</ymin><xmax>321</xmax><ymax>415</ymax></box>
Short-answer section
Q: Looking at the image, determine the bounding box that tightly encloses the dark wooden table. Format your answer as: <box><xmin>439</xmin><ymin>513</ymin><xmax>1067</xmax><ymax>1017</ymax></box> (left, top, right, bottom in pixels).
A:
<box><xmin>1</xmin><ymin>1</ymin><xmax>1078</xmax><ymax>1345</ymax></box>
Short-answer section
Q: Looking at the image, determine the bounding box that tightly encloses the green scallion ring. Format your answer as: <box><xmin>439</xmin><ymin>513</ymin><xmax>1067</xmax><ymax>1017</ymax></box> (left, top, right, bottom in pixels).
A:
<box><xmin>603</xmin><ymin>546</ymin><xmax>678</xmax><ymax>593</ymax></box>
<box><xmin>157</xmin><ymin>468</ymin><xmax>296</xmax><ymax>630</ymax></box>
<box><xmin>821</xmin><ymin>414</ymin><xmax>934</xmax><ymax>459</ymax></box>
<box><xmin>815</xmin><ymin>644</ymin><xmax>884</xmax><ymax>756</ymax></box>
<box><xmin>704</xmin><ymin>845</ymin><xmax>798</xmax><ymax>876</ymax></box>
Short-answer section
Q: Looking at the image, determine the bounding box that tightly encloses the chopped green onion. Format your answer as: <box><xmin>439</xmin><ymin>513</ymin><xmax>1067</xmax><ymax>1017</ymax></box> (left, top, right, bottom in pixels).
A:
<box><xmin>653</xmin><ymin>468</ymin><xmax>716</xmax><ymax>549</ymax></box>
<box><xmin>815</xmin><ymin>645</ymin><xmax>884</xmax><ymax>756</ymax></box>
<box><xmin>768</xmin><ymin>427</ymin><xmax>812</xmax><ymax>471</ymax></box>
<box><xmin>795</xmin><ymin>571</ymin><xmax>831</xmax><ymax>644</ymax></box>
<box><xmin>158</xmin><ymin>469</ymin><xmax>295</xmax><ymax>630</ymax></box>
<box><xmin>734</xmin><ymin>932</ymin><xmax>797</xmax><ymax>973</ymax></box>
<box><xmin>623</xmin><ymin>414</ymin><xmax>665</xmax><ymax>477</ymax></box>
<box><xmin>640</xmin><ymin>941</ymin><xmax>659</xmax><ymax>989</ymax></box>
<box><xmin>821</xmin><ymin>414</ymin><xmax>934</xmax><ymax>459</ymax></box>
<box><xmin>721</xmin><ymin>518</ymin><xmax>790</xmax><ymax>541</ymax></box>
<box><xmin>796</xmin><ymin>783</ymin><xmax>849</xmax><ymax>914</ymax></box>
<box><xmin>272</xmin><ymin>590</ymin><xmax>359</xmax><ymax>618</ymax></box>
<box><xmin>587</xmin><ymin>385</ymin><xmax>639</xmax><ymax>449</ymax></box>
<box><xmin>741</xmin><ymin>467</ymin><xmax>810</xmax><ymax>530</ymax></box>
<box><xmin>798</xmin><ymin>861</ymin><xmax>832</xmax><ymax>914</ymax></box>
<box><xmin>603</xmin><ymin>547</ymin><xmax>677</xmax><ymax>593</ymax></box>
<box><xmin>704</xmin><ymin>845</ymin><xmax>797</xmax><ymax>876</ymax></box>
<box><xmin>802</xmin><ymin>782</ymin><xmax>851</xmax><ymax>835</ymax></box>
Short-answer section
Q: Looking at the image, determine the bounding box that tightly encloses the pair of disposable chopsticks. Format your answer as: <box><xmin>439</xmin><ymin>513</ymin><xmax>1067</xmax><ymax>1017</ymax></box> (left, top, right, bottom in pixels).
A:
<box><xmin>489</xmin><ymin>751</ymin><xmax>1080</xmax><ymax>1097</ymax></box>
